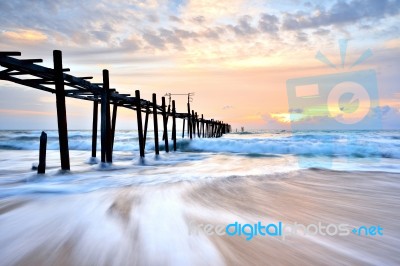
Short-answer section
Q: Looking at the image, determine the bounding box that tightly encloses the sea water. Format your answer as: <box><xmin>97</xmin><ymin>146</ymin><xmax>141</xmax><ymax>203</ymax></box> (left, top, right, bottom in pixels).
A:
<box><xmin>0</xmin><ymin>130</ymin><xmax>400</xmax><ymax>265</ymax></box>
<box><xmin>0</xmin><ymin>130</ymin><xmax>399</xmax><ymax>197</ymax></box>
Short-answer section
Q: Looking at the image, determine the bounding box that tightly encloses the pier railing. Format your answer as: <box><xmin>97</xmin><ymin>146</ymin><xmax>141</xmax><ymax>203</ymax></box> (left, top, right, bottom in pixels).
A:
<box><xmin>0</xmin><ymin>51</ymin><xmax>231</xmax><ymax>170</ymax></box>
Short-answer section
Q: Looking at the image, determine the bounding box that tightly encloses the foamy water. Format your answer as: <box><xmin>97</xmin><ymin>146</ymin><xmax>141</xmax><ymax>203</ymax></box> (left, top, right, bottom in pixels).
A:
<box><xmin>0</xmin><ymin>130</ymin><xmax>400</xmax><ymax>265</ymax></box>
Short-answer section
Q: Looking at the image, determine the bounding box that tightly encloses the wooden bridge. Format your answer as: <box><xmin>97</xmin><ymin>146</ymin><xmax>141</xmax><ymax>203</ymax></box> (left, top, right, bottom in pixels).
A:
<box><xmin>0</xmin><ymin>51</ymin><xmax>231</xmax><ymax>171</ymax></box>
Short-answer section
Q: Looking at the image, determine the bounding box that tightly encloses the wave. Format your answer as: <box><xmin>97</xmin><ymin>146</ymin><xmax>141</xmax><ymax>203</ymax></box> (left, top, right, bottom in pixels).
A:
<box><xmin>183</xmin><ymin>135</ymin><xmax>400</xmax><ymax>159</ymax></box>
<box><xmin>0</xmin><ymin>130</ymin><xmax>399</xmax><ymax>159</ymax></box>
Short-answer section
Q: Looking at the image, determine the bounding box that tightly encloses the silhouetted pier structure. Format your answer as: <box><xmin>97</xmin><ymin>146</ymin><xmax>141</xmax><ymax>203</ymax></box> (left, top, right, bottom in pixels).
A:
<box><xmin>0</xmin><ymin>51</ymin><xmax>231</xmax><ymax>171</ymax></box>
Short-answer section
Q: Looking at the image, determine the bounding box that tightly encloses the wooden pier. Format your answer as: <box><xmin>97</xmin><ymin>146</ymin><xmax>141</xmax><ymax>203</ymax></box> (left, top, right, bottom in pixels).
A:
<box><xmin>0</xmin><ymin>51</ymin><xmax>231</xmax><ymax>171</ymax></box>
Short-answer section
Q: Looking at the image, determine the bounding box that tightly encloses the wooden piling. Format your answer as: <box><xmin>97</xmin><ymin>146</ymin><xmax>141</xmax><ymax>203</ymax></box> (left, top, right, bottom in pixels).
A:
<box><xmin>152</xmin><ymin>94</ymin><xmax>159</xmax><ymax>155</ymax></box>
<box><xmin>143</xmin><ymin>105</ymin><xmax>150</xmax><ymax>149</ymax></box>
<box><xmin>37</xmin><ymin>131</ymin><xmax>47</xmax><ymax>174</ymax></box>
<box><xmin>101</xmin><ymin>69</ymin><xmax>112</xmax><ymax>163</ymax></box>
<box><xmin>192</xmin><ymin>110</ymin><xmax>196</xmax><ymax>138</ymax></box>
<box><xmin>162</xmin><ymin>97</ymin><xmax>169</xmax><ymax>152</ymax></box>
<box><xmin>163</xmin><ymin>103</ymin><xmax>171</xmax><ymax>141</ymax></box>
<box><xmin>135</xmin><ymin>90</ymin><xmax>145</xmax><ymax>158</ymax></box>
<box><xmin>201</xmin><ymin>114</ymin><xmax>205</xmax><ymax>138</ymax></box>
<box><xmin>172</xmin><ymin>100</ymin><xmax>177</xmax><ymax>151</ymax></box>
<box><xmin>53</xmin><ymin>50</ymin><xmax>70</xmax><ymax>170</ymax></box>
<box><xmin>91</xmin><ymin>97</ymin><xmax>98</xmax><ymax>158</ymax></box>
<box><xmin>111</xmin><ymin>102</ymin><xmax>118</xmax><ymax>152</ymax></box>
<box><xmin>196</xmin><ymin>112</ymin><xmax>200</xmax><ymax>138</ymax></box>
<box><xmin>182</xmin><ymin>118</ymin><xmax>185</xmax><ymax>138</ymax></box>
<box><xmin>187</xmin><ymin>103</ymin><xmax>192</xmax><ymax>139</ymax></box>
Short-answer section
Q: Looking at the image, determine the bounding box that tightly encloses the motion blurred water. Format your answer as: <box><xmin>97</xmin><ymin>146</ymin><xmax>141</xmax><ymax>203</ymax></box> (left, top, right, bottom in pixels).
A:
<box><xmin>0</xmin><ymin>130</ymin><xmax>399</xmax><ymax>265</ymax></box>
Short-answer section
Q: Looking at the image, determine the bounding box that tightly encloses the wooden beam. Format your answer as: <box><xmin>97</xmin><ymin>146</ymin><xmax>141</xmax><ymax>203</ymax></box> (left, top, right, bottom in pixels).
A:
<box><xmin>135</xmin><ymin>90</ymin><xmax>145</xmax><ymax>158</ymax></box>
<box><xmin>20</xmin><ymin>59</ymin><xmax>43</xmax><ymax>64</ymax></box>
<box><xmin>152</xmin><ymin>93</ymin><xmax>159</xmax><ymax>155</ymax></box>
<box><xmin>101</xmin><ymin>69</ymin><xmax>112</xmax><ymax>163</ymax></box>
<box><xmin>91</xmin><ymin>97</ymin><xmax>98</xmax><ymax>158</ymax></box>
<box><xmin>182</xmin><ymin>117</ymin><xmax>185</xmax><ymax>138</ymax></box>
<box><xmin>202</xmin><ymin>114</ymin><xmax>205</xmax><ymax>138</ymax></box>
<box><xmin>37</xmin><ymin>131</ymin><xmax>47</xmax><ymax>174</ymax></box>
<box><xmin>187</xmin><ymin>103</ymin><xmax>192</xmax><ymax>139</ymax></box>
<box><xmin>172</xmin><ymin>100</ymin><xmax>177</xmax><ymax>151</ymax></box>
<box><xmin>162</xmin><ymin>97</ymin><xmax>169</xmax><ymax>152</ymax></box>
<box><xmin>143</xmin><ymin>105</ymin><xmax>150</xmax><ymax>149</ymax></box>
<box><xmin>111</xmin><ymin>103</ymin><xmax>118</xmax><ymax>153</ymax></box>
<box><xmin>0</xmin><ymin>52</ymin><xmax>21</xmax><ymax>56</ymax></box>
<box><xmin>192</xmin><ymin>110</ymin><xmax>196</xmax><ymax>138</ymax></box>
<box><xmin>196</xmin><ymin>112</ymin><xmax>200</xmax><ymax>138</ymax></box>
<box><xmin>53</xmin><ymin>50</ymin><xmax>70</xmax><ymax>171</ymax></box>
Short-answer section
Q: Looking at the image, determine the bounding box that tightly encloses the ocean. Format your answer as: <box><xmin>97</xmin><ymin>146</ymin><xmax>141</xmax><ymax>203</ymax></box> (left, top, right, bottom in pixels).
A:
<box><xmin>0</xmin><ymin>130</ymin><xmax>399</xmax><ymax>265</ymax></box>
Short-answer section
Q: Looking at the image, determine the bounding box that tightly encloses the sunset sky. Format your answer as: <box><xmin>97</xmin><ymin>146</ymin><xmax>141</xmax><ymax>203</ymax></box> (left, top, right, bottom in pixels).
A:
<box><xmin>0</xmin><ymin>0</ymin><xmax>399</xmax><ymax>130</ymax></box>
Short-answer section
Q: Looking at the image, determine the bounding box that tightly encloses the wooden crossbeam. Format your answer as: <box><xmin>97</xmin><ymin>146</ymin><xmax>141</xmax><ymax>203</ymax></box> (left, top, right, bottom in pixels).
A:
<box><xmin>0</xmin><ymin>52</ymin><xmax>21</xmax><ymax>56</ymax></box>
<box><xmin>20</xmin><ymin>59</ymin><xmax>43</xmax><ymax>64</ymax></box>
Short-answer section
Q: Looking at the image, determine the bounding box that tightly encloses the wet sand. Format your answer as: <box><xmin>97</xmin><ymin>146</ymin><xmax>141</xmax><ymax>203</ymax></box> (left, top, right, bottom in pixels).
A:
<box><xmin>1</xmin><ymin>169</ymin><xmax>399</xmax><ymax>265</ymax></box>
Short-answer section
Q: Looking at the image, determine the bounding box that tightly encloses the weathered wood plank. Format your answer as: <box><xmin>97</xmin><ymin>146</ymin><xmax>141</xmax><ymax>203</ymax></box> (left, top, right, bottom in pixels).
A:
<box><xmin>53</xmin><ymin>50</ymin><xmax>70</xmax><ymax>170</ymax></box>
<box><xmin>135</xmin><ymin>90</ymin><xmax>145</xmax><ymax>158</ymax></box>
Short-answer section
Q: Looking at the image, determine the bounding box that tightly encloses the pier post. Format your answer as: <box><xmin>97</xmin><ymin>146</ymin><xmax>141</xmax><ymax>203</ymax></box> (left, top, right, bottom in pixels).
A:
<box><xmin>135</xmin><ymin>90</ymin><xmax>145</xmax><ymax>158</ymax></box>
<box><xmin>91</xmin><ymin>97</ymin><xmax>98</xmax><ymax>158</ymax></box>
<box><xmin>211</xmin><ymin>119</ymin><xmax>215</xmax><ymax>138</ymax></box>
<box><xmin>111</xmin><ymin>102</ymin><xmax>118</xmax><ymax>152</ymax></box>
<box><xmin>201</xmin><ymin>114</ymin><xmax>204</xmax><ymax>138</ymax></box>
<box><xmin>192</xmin><ymin>110</ymin><xmax>196</xmax><ymax>138</ymax></box>
<box><xmin>101</xmin><ymin>69</ymin><xmax>112</xmax><ymax>163</ymax></box>
<box><xmin>163</xmin><ymin>103</ymin><xmax>171</xmax><ymax>141</ymax></box>
<box><xmin>172</xmin><ymin>100</ymin><xmax>177</xmax><ymax>151</ymax></box>
<box><xmin>37</xmin><ymin>131</ymin><xmax>47</xmax><ymax>174</ymax></box>
<box><xmin>187</xmin><ymin>103</ymin><xmax>192</xmax><ymax>139</ymax></box>
<box><xmin>162</xmin><ymin>97</ymin><xmax>169</xmax><ymax>152</ymax></box>
<box><xmin>182</xmin><ymin>118</ymin><xmax>185</xmax><ymax>138</ymax></box>
<box><xmin>196</xmin><ymin>112</ymin><xmax>200</xmax><ymax>138</ymax></box>
<box><xmin>152</xmin><ymin>94</ymin><xmax>159</xmax><ymax>155</ymax></box>
<box><xmin>143</xmin><ymin>105</ymin><xmax>150</xmax><ymax>149</ymax></box>
<box><xmin>53</xmin><ymin>50</ymin><xmax>70</xmax><ymax>170</ymax></box>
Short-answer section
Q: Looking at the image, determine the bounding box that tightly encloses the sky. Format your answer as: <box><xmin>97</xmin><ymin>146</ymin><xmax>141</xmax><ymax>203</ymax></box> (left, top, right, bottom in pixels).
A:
<box><xmin>0</xmin><ymin>0</ymin><xmax>399</xmax><ymax>130</ymax></box>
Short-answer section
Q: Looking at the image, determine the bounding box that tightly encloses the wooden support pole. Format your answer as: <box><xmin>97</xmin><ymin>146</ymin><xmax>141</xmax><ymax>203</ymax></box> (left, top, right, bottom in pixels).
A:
<box><xmin>172</xmin><ymin>100</ymin><xmax>177</xmax><ymax>151</ymax></box>
<box><xmin>152</xmin><ymin>94</ymin><xmax>159</xmax><ymax>155</ymax></box>
<box><xmin>211</xmin><ymin>120</ymin><xmax>215</xmax><ymax>138</ymax></box>
<box><xmin>91</xmin><ymin>97</ymin><xmax>98</xmax><ymax>158</ymax></box>
<box><xmin>162</xmin><ymin>97</ymin><xmax>169</xmax><ymax>152</ymax></box>
<box><xmin>111</xmin><ymin>103</ymin><xmax>118</xmax><ymax>152</ymax></box>
<box><xmin>202</xmin><ymin>115</ymin><xmax>205</xmax><ymax>138</ymax></box>
<box><xmin>38</xmin><ymin>131</ymin><xmax>47</xmax><ymax>174</ymax></box>
<box><xmin>196</xmin><ymin>112</ymin><xmax>200</xmax><ymax>138</ymax></box>
<box><xmin>187</xmin><ymin>103</ymin><xmax>192</xmax><ymax>139</ymax></box>
<box><xmin>143</xmin><ymin>105</ymin><xmax>150</xmax><ymax>149</ymax></box>
<box><xmin>53</xmin><ymin>50</ymin><xmax>70</xmax><ymax>171</ymax></box>
<box><xmin>101</xmin><ymin>69</ymin><xmax>112</xmax><ymax>163</ymax></box>
<box><xmin>192</xmin><ymin>110</ymin><xmax>196</xmax><ymax>138</ymax></box>
<box><xmin>135</xmin><ymin>90</ymin><xmax>145</xmax><ymax>158</ymax></box>
<box><xmin>182</xmin><ymin>118</ymin><xmax>185</xmax><ymax>138</ymax></box>
<box><xmin>163</xmin><ymin>103</ymin><xmax>171</xmax><ymax>141</ymax></box>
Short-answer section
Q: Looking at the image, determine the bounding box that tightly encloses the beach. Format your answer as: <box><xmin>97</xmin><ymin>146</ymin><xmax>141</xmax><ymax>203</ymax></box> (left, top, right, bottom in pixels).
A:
<box><xmin>0</xmin><ymin>130</ymin><xmax>400</xmax><ymax>265</ymax></box>
<box><xmin>1</xmin><ymin>169</ymin><xmax>400</xmax><ymax>265</ymax></box>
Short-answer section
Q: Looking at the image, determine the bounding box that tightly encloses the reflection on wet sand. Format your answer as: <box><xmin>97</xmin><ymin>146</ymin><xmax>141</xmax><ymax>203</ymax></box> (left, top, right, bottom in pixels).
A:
<box><xmin>0</xmin><ymin>169</ymin><xmax>399</xmax><ymax>265</ymax></box>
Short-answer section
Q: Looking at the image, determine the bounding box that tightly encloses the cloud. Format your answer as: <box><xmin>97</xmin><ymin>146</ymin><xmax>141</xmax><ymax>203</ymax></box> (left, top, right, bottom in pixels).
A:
<box><xmin>313</xmin><ymin>28</ymin><xmax>330</xmax><ymax>36</ymax></box>
<box><xmin>283</xmin><ymin>0</ymin><xmax>400</xmax><ymax>30</ymax></box>
<box><xmin>2</xmin><ymin>30</ymin><xmax>47</xmax><ymax>42</ymax></box>
<box><xmin>258</xmin><ymin>13</ymin><xmax>279</xmax><ymax>35</ymax></box>
<box><xmin>222</xmin><ymin>105</ymin><xmax>234</xmax><ymax>110</ymax></box>
<box><xmin>230</xmin><ymin>15</ymin><xmax>258</xmax><ymax>37</ymax></box>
